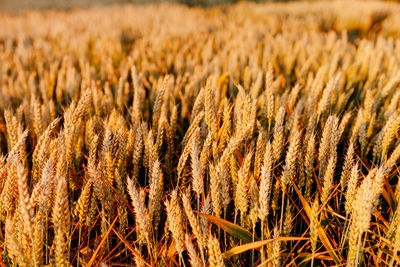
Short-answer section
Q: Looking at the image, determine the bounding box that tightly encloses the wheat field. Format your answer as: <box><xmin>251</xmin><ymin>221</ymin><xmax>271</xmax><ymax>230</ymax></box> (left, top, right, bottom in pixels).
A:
<box><xmin>1</xmin><ymin>1</ymin><xmax>400</xmax><ymax>266</ymax></box>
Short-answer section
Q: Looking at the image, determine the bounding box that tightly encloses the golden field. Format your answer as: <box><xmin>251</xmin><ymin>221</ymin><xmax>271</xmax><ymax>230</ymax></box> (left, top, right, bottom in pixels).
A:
<box><xmin>2</xmin><ymin>1</ymin><xmax>400</xmax><ymax>266</ymax></box>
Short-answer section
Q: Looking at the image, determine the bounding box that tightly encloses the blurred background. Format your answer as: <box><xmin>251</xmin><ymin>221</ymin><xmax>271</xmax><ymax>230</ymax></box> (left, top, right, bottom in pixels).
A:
<box><xmin>0</xmin><ymin>0</ymin><xmax>368</xmax><ymax>12</ymax></box>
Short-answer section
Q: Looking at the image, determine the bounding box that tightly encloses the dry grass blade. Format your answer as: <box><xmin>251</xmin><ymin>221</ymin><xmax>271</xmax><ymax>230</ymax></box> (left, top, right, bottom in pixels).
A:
<box><xmin>196</xmin><ymin>212</ymin><xmax>255</xmax><ymax>243</ymax></box>
<box><xmin>292</xmin><ymin>182</ymin><xmax>342</xmax><ymax>265</ymax></box>
<box><xmin>87</xmin><ymin>216</ymin><xmax>118</xmax><ymax>267</ymax></box>
<box><xmin>111</xmin><ymin>228</ymin><xmax>151</xmax><ymax>267</ymax></box>
<box><xmin>223</xmin><ymin>237</ymin><xmax>309</xmax><ymax>258</ymax></box>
